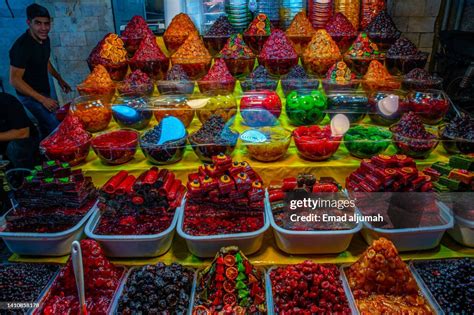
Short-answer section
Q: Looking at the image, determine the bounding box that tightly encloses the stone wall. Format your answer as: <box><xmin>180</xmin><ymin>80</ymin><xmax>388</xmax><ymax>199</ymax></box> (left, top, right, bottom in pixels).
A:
<box><xmin>387</xmin><ymin>0</ymin><xmax>442</xmax><ymax>56</ymax></box>
<box><xmin>0</xmin><ymin>0</ymin><xmax>114</xmax><ymax>101</ymax></box>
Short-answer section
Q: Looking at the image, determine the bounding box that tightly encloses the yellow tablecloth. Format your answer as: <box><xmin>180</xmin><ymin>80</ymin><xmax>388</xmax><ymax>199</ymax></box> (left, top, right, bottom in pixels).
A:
<box><xmin>9</xmin><ymin>233</ymin><xmax>474</xmax><ymax>267</ymax></box>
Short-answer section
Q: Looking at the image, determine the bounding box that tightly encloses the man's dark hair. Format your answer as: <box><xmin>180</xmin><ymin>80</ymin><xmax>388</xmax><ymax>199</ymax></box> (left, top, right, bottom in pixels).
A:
<box><xmin>26</xmin><ymin>4</ymin><xmax>50</xmax><ymax>21</ymax></box>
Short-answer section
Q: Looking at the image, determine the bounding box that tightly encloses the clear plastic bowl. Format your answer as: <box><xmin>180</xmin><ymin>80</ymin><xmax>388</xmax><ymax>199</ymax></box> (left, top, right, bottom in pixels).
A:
<box><xmin>257</xmin><ymin>56</ymin><xmax>299</xmax><ymax>76</ymax></box>
<box><xmin>221</xmin><ymin>56</ymin><xmax>256</xmax><ymax>78</ymax></box>
<box><xmin>386</xmin><ymin>52</ymin><xmax>429</xmax><ymax>75</ymax></box>
<box><xmin>129</xmin><ymin>59</ymin><xmax>170</xmax><ymax>81</ymax></box>
<box><xmin>40</xmin><ymin>135</ymin><xmax>92</xmax><ymax>166</ymax></box>
<box><xmin>281</xmin><ymin>78</ymin><xmax>320</xmax><ymax>96</ymax></box>
<box><xmin>140</xmin><ymin>132</ymin><xmax>187</xmax><ymax>165</ymax></box>
<box><xmin>152</xmin><ymin>97</ymin><xmax>195</xmax><ymax>128</ymax></box>
<box><xmin>117</xmin><ymin>81</ymin><xmax>155</xmax><ymax>98</ymax></box>
<box><xmin>111</xmin><ymin>96</ymin><xmax>152</xmax><ymax>130</ymax></box>
<box><xmin>203</xmin><ymin>35</ymin><xmax>230</xmax><ymax>57</ymax></box>
<box><xmin>188</xmin><ymin>131</ymin><xmax>239</xmax><ymax>162</ymax></box>
<box><xmin>407</xmin><ymin>89</ymin><xmax>450</xmax><ymax>125</ymax></box>
<box><xmin>390</xmin><ymin>125</ymin><xmax>439</xmax><ymax>159</ymax></box>
<box><xmin>195</xmin><ymin>93</ymin><xmax>237</xmax><ymax>124</ymax></box>
<box><xmin>326</xmin><ymin>90</ymin><xmax>369</xmax><ymax>125</ymax></box>
<box><xmin>439</xmin><ymin>124</ymin><xmax>474</xmax><ymax>155</ymax></box>
<box><xmin>343</xmin><ymin>126</ymin><xmax>392</xmax><ymax>159</ymax></box>
<box><xmin>76</xmin><ymin>83</ymin><xmax>116</xmax><ymax>104</ymax></box>
<box><xmin>70</xmin><ymin>95</ymin><xmax>112</xmax><ymax>133</ymax></box>
<box><xmin>293</xmin><ymin>126</ymin><xmax>342</xmax><ymax>161</ymax></box>
<box><xmin>241</xmin><ymin>127</ymin><xmax>291</xmax><ymax>162</ymax></box>
<box><xmin>91</xmin><ymin>129</ymin><xmax>139</xmax><ymax>165</ymax></box>
<box><xmin>156</xmin><ymin>80</ymin><xmax>195</xmax><ymax>95</ymax></box>
<box><xmin>197</xmin><ymin>79</ymin><xmax>236</xmax><ymax>96</ymax></box>
<box><xmin>368</xmin><ymin>90</ymin><xmax>409</xmax><ymax>126</ymax></box>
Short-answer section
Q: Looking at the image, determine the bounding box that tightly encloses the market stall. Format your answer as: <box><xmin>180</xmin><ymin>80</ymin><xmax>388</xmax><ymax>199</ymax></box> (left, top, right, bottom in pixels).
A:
<box><xmin>1</xmin><ymin>2</ymin><xmax>473</xmax><ymax>314</ymax></box>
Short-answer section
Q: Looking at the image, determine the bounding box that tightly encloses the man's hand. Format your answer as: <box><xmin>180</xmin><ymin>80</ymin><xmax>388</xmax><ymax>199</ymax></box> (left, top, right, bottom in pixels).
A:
<box><xmin>59</xmin><ymin>79</ymin><xmax>72</xmax><ymax>93</ymax></box>
<box><xmin>40</xmin><ymin>96</ymin><xmax>58</xmax><ymax>112</ymax></box>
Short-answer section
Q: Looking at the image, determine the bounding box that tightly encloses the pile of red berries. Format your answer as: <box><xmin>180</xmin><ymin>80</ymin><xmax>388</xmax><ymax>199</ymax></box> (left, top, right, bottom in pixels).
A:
<box><xmin>270</xmin><ymin>261</ymin><xmax>351</xmax><ymax>314</ymax></box>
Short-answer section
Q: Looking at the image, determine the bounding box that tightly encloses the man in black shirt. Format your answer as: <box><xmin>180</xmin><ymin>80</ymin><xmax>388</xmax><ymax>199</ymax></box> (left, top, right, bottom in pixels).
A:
<box><xmin>0</xmin><ymin>92</ymin><xmax>39</xmax><ymax>169</ymax></box>
<box><xmin>9</xmin><ymin>4</ymin><xmax>71</xmax><ymax>139</ymax></box>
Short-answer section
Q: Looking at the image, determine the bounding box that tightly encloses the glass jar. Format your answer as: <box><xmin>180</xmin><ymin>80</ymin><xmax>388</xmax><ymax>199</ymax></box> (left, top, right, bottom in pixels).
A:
<box><xmin>280</xmin><ymin>0</ymin><xmax>306</xmax><ymax>30</ymax></box>
<box><xmin>257</xmin><ymin>0</ymin><xmax>280</xmax><ymax>27</ymax></box>
<box><xmin>225</xmin><ymin>0</ymin><xmax>252</xmax><ymax>32</ymax></box>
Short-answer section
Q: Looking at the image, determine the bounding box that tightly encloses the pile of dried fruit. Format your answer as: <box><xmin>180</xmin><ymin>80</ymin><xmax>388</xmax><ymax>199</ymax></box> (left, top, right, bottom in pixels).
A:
<box><xmin>87</xmin><ymin>33</ymin><xmax>128</xmax><ymax>80</ymax></box>
<box><xmin>346</xmin><ymin>238</ymin><xmax>433</xmax><ymax>314</ymax></box>
<box><xmin>118</xmin><ymin>263</ymin><xmax>194</xmax><ymax>314</ymax></box>
<box><xmin>171</xmin><ymin>33</ymin><xmax>212</xmax><ymax>80</ymax></box>
<box><xmin>303</xmin><ymin>29</ymin><xmax>341</xmax><ymax>76</ymax></box>
<box><xmin>163</xmin><ymin>13</ymin><xmax>198</xmax><ymax>54</ymax></box>
<box><xmin>193</xmin><ymin>247</ymin><xmax>266</xmax><ymax>314</ymax></box>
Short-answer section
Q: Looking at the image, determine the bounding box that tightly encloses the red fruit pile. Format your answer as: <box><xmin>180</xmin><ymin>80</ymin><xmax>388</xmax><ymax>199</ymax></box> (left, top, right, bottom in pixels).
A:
<box><xmin>121</xmin><ymin>15</ymin><xmax>154</xmax><ymax>53</ymax></box>
<box><xmin>130</xmin><ymin>33</ymin><xmax>169</xmax><ymax>80</ymax></box>
<box><xmin>345</xmin><ymin>154</ymin><xmax>433</xmax><ymax>192</ymax></box>
<box><xmin>240</xmin><ymin>90</ymin><xmax>282</xmax><ymax>127</ymax></box>
<box><xmin>198</xmin><ymin>58</ymin><xmax>236</xmax><ymax>94</ymax></box>
<box><xmin>293</xmin><ymin>125</ymin><xmax>342</xmax><ymax>161</ymax></box>
<box><xmin>122</xmin><ymin>15</ymin><xmax>153</xmax><ymax>41</ymax></box>
<box><xmin>96</xmin><ymin>168</ymin><xmax>184</xmax><ymax>235</ymax></box>
<box><xmin>271</xmin><ymin>261</ymin><xmax>352</xmax><ymax>314</ymax></box>
<box><xmin>38</xmin><ymin>240</ymin><xmax>123</xmax><ymax>315</ymax></box>
<box><xmin>184</xmin><ymin>155</ymin><xmax>265</xmax><ymax>236</ymax></box>
<box><xmin>260</xmin><ymin>29</ymin><xmax>297</xmax><ymax>60</ymax></box>
<box><xmin>40</xmin><ymin>115</ymin><xmax>91</xmax><ymax>165</ymax></box>
<box><xmin>118</xmin><ymin>69</ymin><xmax>154</xmax><ymax>96</ymax></box>
<box><xmin>326</xmin><ymin>12</ymin><xmax>357</xmax><ymax>37</ymax></box>
<box><xmin>347</xmin><ymin>238</ymin><xmax>433</xmax><ymax>314</ymax></box>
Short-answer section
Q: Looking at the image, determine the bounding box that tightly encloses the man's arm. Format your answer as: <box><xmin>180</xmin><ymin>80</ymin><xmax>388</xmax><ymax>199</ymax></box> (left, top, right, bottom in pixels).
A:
<box><xmin>0</xmin><ymin>127</ymin><xmax>29</xmax><ymax>142</ymax></box>
<box><xmin>10</xmin><ymin>65</ymin><xmax>58</xmax><ymax>111</ymax></box>
<box><xmin>48</xmin><ymin>60</ymin><xmax>71</xmax><ymax>93</ymax></box>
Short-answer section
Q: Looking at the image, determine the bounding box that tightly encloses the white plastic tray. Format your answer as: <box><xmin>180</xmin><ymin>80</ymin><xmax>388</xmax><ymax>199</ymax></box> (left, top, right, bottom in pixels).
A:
<box><xmin>360</xmin><ymin>202</ymin><xmax>454</xmax><ymax>251</ymax></box>
<box><xmin>409</xmin><ymin>261</ymin><xmax>447</xmax><ymax>315</ymax></box>
<box><xmin>109</xmin><ymin>266</ymin><xmax>197</xmax><ymax>315</ymax></box>
<box><xmin>85</xmin><ymin>205</ymin><xmax>181</xmax><ymax>258</ymax></box>
<box><xmin>267</xmin><ymin>199</ymin><xmax>362</xmax><ymax>254</ymax></box>
<box><xmin>177</xmin><ymin>197</ymin><xmax>270</xmax><ymax>258</ymax></box>
<box><xmin>447</xmin><ymin>214</ymin><xmax>474</xmax><ymax>247</ymax></box>
<box><xmin>0</xmin><ymin>201</ymin><xmax>97</xmax><ymax>256</ymax></box>
<box><xmin>32</xmin><ymin>266</ymin><xmax>127</xmax><ymax>315</ymax></box>
<box><xmin>341</xmin><ymin>265</ymin><xmax>443</xmax><ymax>315</ymax></box>
<box><xmin>267</xmin><ymin>266</ymin><xmax>359</xmax><ymax>315</ymax></box>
